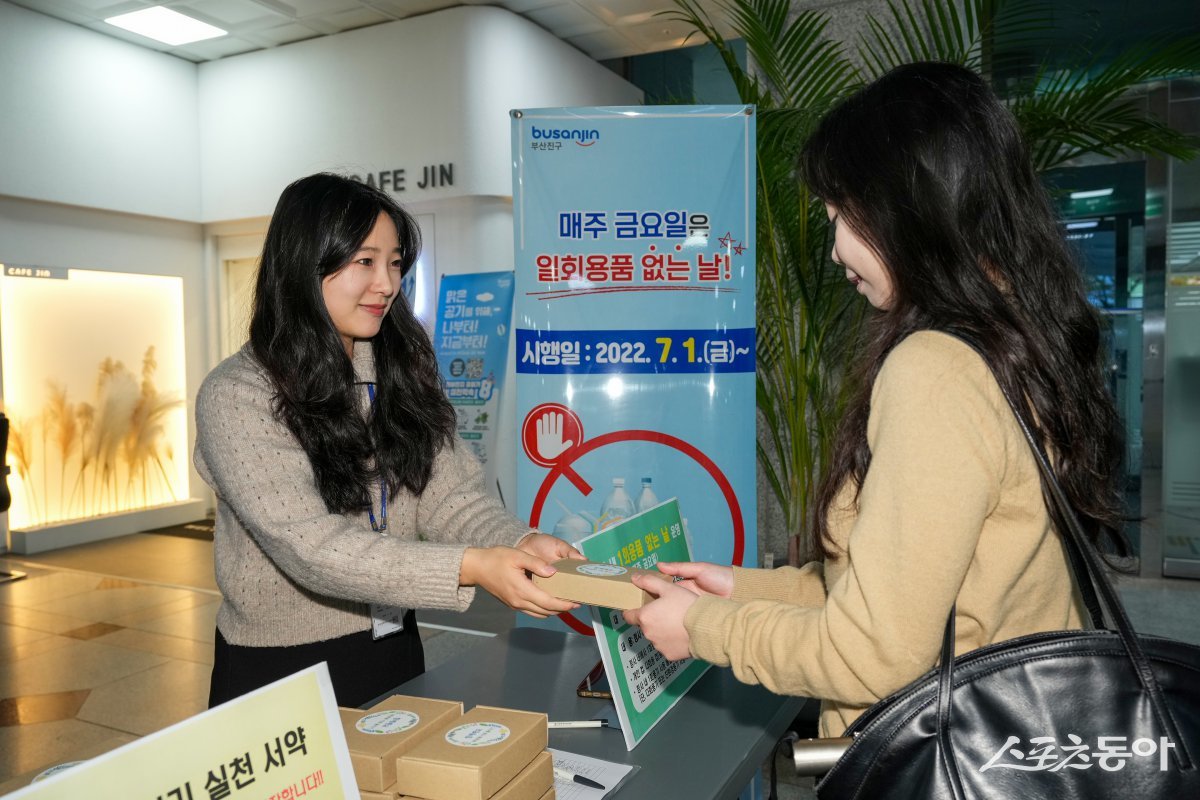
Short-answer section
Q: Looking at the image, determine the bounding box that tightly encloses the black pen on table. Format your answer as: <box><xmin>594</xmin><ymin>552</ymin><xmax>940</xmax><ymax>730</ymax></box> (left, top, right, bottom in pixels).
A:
<box><xmin>554</xmin><ymin>766</ymin><xmax>606</xmax><ymax>790</ymax></box>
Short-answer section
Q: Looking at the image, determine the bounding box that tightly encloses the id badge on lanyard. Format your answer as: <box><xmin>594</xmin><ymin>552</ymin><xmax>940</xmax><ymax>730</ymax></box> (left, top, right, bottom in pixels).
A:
<box><xmin>370</xmin><ymin>604</ymin><xmax>406</xmax><ymax>639</ymax></box>
<box><xmin>365</xmin><ymin>382</ymin><xmax>406</xmax><ymax>639</ymax></box>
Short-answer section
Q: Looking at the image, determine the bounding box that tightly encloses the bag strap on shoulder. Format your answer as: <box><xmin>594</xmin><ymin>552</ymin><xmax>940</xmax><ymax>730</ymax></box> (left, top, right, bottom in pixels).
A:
<box><xmin>937</xmin><ymin>330</ymin><xmax>1191</xmax><ymax>772</ymax></box>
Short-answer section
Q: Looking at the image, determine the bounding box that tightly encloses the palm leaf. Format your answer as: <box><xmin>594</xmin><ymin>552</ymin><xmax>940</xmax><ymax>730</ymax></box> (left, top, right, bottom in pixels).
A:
<box><xmin>666</xmin><ymin>1</ymin><xmax>764</xmax><ymax>106</ymax></box>
<box><xmin>1012</xmin><ymin>36</ymin><xmax>1200</xmax><ymax>171</ymax></box>
<box><xmin>672</xmin><ymin>0</ymin><xmax>1199</xmax><ymax>562</ymax></box>
<box><xmin>860</xmin><ymin>0</ymin><xmax>1055</xmax><ymax>78</ymax></box>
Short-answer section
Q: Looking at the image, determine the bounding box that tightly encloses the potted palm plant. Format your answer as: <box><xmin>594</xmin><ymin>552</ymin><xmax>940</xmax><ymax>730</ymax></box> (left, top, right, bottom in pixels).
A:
<box><xmin>668</xmin><ymin>0</ymin><xmax>1200</xmax><ymax>564</ymax></box>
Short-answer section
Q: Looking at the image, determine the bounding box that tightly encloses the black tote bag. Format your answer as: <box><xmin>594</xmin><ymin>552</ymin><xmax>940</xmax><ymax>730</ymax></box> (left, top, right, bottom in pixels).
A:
<box><xmin>814</xmin><ymin>337</ymin><xmax>1200</xmax><ymax>799</ymax></box>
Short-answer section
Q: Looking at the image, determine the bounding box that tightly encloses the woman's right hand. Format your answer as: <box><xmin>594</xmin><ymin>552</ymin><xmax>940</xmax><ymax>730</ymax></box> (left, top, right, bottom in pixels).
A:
<box><xmin>459</xmin><ymin>546</ymin><xmax>579</xmax><ymax>619</ymax></box>
<box><xmin>655</xmin><ymin>561</ymin><xmax>734</xmax><ymax>599</ymax></box>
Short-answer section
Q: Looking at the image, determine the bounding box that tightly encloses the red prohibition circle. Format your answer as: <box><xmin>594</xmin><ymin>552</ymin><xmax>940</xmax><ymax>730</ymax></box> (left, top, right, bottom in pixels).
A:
<box><xmin>529</xmin><ymin>429</ymin><xmax>745</xmax><ymax>636</ymax></box>
<box><xmin>521</xmin><ymin>403</ymin><xmax>585</xmax><ymax>468</ymax></box>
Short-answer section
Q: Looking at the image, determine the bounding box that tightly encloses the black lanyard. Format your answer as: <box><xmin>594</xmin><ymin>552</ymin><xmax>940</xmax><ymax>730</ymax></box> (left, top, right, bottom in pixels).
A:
<box><xmin>365</xmin><ymin>383</ymin><xmax>387</xmax><ymax>533</ymax></box>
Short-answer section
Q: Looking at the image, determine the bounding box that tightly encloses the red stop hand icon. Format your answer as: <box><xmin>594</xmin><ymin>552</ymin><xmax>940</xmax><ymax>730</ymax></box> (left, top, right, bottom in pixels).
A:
<box><xmin>522</xmin><ymin>404</ymin><xmax>584</xmax><ymax>467</ymax></box>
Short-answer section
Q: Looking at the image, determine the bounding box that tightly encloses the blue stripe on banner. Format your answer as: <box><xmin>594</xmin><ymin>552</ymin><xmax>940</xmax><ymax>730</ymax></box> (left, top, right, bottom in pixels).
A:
<box><xmin>515</xmin><ymin>328</ymin><xmax>754</xmax><ymax>374</ymax></box>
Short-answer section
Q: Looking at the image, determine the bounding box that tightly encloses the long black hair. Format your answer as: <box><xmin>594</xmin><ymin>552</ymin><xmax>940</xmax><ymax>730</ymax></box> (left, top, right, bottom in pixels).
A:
<box><xmin>250</xmin><ymin>172</ymin><xmax>456</xmax><ymax>514</ymax></box>
<box><xmin>801</xmin><ymin>62</ymin><xmax>1129</xmax><ymax>561</ymax></box>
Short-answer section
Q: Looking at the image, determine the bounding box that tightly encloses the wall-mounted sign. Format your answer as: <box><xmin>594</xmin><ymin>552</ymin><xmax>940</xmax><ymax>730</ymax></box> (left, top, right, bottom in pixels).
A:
<box><xmin>349</xmin><ymin>163</ymin><xmax>456</xmax><ymax>194</ymax></box>
<box><xmin>3</xmin><ymin>264</ymin><xmax>68</xmax><ymax>280</ymax></box>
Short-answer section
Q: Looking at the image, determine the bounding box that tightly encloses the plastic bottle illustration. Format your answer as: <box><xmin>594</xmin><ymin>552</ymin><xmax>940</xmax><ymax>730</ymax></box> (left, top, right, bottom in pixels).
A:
<box><xmin>551</xmin><ymin>498</ymin><xmax>594</xmax><ymax>541</ymax></box>
<box><xmin>635</xmin><ymin>477</ymin><xmax>659</xmax><ymax>513</ymax></box>
<box><xmin>597</xmin><ymin>477</ymin><xmax>635</xmax><ymax>530</ymax></box>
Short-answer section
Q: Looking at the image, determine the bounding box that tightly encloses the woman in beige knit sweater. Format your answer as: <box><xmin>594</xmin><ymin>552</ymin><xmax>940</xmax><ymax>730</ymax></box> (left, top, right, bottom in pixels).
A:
<box><xmin>196</xmin><ymin>173</ymin><xmax>578</xmax><ymax>708</ymax></box>
<box><xmin>624</xmin><ymin>62</ymin><xmax>1131</xmax><ymax>737</ymax></box>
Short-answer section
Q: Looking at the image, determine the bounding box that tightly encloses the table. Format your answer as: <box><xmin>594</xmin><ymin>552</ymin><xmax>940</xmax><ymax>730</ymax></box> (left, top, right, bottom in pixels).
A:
<box><xmin>372</xmin><ymin>627</ymin><xmax>807</xmax><ymax>800</ymax></box>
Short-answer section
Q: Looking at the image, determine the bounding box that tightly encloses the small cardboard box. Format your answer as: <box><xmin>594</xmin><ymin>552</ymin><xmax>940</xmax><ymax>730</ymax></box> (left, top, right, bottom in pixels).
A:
<box><xmin>391</xmin><ymin>759</ymin><xmax>553</xmax><ymax>800</ymax></box>
<box><xmin>340</xmin><ymin>694</ymin><xmax>463</xmax><ymax>792</ymax></box>
<box><xmin>394</xmin><ymin>705</ymin><xmax>548</xmax><ymax>800</ymax></box>
<box><xmin>533</xmin><ymin>558</ymin><xmax>655</xmax><ymax>609</ymax></box>
<box><xmin>361</xmin><ymin>788</ymin><xmax>398</xmax><ymax>800</ymax></box>
<box><xmin>493</xmin><ymin>750</ymin><xmax>553</xmax><ymax>800</ymax></box>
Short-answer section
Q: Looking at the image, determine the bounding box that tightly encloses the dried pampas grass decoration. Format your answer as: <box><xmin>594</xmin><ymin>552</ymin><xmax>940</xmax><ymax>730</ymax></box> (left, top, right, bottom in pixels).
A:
<box><xmin>123</xmin><ymin>347</ymin><xmax>182</xmax><ymax>504</ymax></box>
<box><xmin>90</xmin><ymin>357</ymin><xmax>140</xmax><ymax>513</ymax></box>
<box><xmin>8</xmin><ymin>417</ymin><xmax>38</xmax><ymax>524</ymax></box>
<box><xmin>71</xmin><ymin>402</ymin><xmax>95</xmax><ymax>517</ymax></box>
<box><xmin>8</xmin><ymin>346</ymin><xmax>185</xmax><ymax>527</ymax></box>
<box><xmin>45</xmin><ymin>381</ymin><xmax>77</xmax><ymax>513</ymax></box>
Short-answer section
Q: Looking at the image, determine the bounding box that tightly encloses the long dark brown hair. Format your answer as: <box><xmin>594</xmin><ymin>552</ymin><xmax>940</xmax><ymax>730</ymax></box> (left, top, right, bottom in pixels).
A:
<box><xmin>802</xmin><ymin>62</ymin><xmax>1129</xmax><ymax>561</ymax></box>
<box><xmin>250</xmin><ymin>173</ymin><xmax>456</xmax><ymax>514</ymax></box>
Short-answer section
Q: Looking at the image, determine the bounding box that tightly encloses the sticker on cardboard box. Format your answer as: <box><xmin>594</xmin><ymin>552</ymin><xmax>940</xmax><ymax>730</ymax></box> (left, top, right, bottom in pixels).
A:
<box><xmin>576</xmin><ymin>563</ymin><xmax>626</xmax><ymax>576</ymax></box>
<box><xmin>357</xmin><ymin>709</ymin><xmax>421</xmax><ymax>735</ymax></box>
<box><xmin>445</xmin><ymin>722</ymin><xmax>511</xmax><ymax>747</ymax></box>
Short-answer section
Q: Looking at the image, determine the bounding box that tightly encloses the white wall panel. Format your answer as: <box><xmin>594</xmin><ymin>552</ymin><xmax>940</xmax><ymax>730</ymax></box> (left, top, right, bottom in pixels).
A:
<box><xmin>0</xmin><ymin>2</ymin><xmax>201</xmax><ymax>220</ymax></box>
<box><xmin>198</xmin><ymin>5</ymin><xmax>640</xmax><ymax>221</ymax></box>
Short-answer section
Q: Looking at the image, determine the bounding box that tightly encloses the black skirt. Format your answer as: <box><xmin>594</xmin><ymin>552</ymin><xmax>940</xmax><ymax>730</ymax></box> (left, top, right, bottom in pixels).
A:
<box><xmin>209</xmin><ymin>609</ymin><xmax>424</xmax><ymax>709</ymax></box>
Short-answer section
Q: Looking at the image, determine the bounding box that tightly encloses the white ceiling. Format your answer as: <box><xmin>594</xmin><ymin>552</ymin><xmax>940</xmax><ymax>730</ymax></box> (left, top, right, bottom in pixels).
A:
<box><xmin>6</xmin><ymin>0</ymin><xmax>738</xmax><ymax>63</ymax></box>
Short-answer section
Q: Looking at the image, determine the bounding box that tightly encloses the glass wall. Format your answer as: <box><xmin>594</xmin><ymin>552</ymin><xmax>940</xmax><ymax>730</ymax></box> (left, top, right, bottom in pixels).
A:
<box><xmin>1046</xmin><ymin>163</ymin><xmax>1148</xmax><ymax>550</ymax></box>
<box><xmin>1040</xmin><ymin>78</ymin><xmax>1200</xmax><ymax>577</ymax></box>
<box><xmin>1163</xmin><ymin>81</ymin><xmax>1200</xmax><ymax>577</ymax></box>
<box><xmin>603</xmin><ymin>41</ymin><xmax>746</xmax><ymax>105</ymax></box>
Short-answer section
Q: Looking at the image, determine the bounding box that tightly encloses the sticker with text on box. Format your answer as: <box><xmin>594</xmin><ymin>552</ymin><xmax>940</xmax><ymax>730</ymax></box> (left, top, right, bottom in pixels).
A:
<box><xmin>357</xmin><ymin>710</ymin><xmax>421</xmax><ymax>735</ymax></box>
<box><xmin>446</xmin><ymin>723</ymin><xmax>512</xmax><ymax>747</ymax></box>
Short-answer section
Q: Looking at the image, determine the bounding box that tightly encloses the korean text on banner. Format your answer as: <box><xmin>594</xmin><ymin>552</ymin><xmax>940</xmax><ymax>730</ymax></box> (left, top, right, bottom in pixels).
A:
<box><xmin>433</xmin><ymin>271</ymin><xmax>515</xmax><ymax>491</ymax></box>
<box><xmin>577</xmin><ymin>498</ymin><xmax>710</xmax><ymax>750</ymax></box>
<box><xmin>8</xmin><ymin>663</ymin><xmax>357</xmax><ymax>800</ymax></box>
<box><xmin>511</xmin><ymin>105</ymin><xmax>757</xmax><ymax>636</ymax></box>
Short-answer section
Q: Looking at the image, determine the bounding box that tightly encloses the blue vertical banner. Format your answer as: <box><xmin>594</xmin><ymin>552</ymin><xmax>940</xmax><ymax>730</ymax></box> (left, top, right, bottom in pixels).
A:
<box><xmin>433</xmin><ymin>271</ymin><xmax>515</xmax><ymax>491</ymax></box>
<box><xmin>512</xmin><ymin>106</ymin><xmax>756</xmax><ymax>636</ymax></box>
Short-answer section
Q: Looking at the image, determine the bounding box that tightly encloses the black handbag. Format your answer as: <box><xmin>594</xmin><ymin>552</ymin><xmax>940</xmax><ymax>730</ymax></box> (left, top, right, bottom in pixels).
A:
<box><xmin>814</xmin><ymin>338</ymin><xmax>1200</xmax><ymax>799</ymax></box>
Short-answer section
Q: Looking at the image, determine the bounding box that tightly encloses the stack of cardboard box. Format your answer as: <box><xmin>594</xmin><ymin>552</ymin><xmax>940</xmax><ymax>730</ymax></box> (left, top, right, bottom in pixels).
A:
<box><xmin>341</xmin><ymin>696</ymin><xmax>554</xmax><ymax>800</ymax></box>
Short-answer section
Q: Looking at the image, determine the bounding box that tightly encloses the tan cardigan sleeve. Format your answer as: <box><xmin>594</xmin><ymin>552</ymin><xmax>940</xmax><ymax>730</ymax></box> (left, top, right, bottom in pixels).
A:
<box><xmin>730</xmin><ymin>563</ymin><xmax>826</xmax><ymax>607</ymax></box>
<box><xmin>685</xmin><ymin>334</ymin><xmax>1005</xmax><ymax>705</ymax></box>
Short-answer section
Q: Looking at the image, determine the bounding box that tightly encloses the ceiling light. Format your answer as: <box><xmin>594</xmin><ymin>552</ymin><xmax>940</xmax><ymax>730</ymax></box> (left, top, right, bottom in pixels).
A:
<box><xmin>105</xmin><ymin>7</ymin><xmax>226</xmax><ymax>46</ymax></box>
<box><xmin>1069</xmin><ymin>188</ymin><xmax>1114</xmax><ymax>200</ymax></box>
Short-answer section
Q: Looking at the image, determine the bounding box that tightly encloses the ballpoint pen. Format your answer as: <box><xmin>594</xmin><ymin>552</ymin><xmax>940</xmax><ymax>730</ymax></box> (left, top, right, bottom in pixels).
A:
<box><xmin>548</xmin><ymin>720</ymin><xmax>610</xmax><ymax>729</ymax></box>
<box><xmin>554</xmin><ymin>766</ymin><xmax>606</xmax><ymax>790</ymax></box>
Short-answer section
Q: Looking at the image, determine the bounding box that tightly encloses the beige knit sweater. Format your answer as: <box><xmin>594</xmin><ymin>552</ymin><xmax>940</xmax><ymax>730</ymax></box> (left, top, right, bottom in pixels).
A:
<box><xmin>194</xmin><ymin>343</ymin><xmax>534</xmax><ymax>647</ymax></box>
<box><xmin>685</xmin><ymin>331</ymin><xmax>1085</xmax><ymax>737</ymax></box>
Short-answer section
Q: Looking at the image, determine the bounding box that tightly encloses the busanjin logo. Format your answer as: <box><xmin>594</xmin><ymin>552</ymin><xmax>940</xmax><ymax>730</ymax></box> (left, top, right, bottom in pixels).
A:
<box><xmin>531</xmin><ymin>125</ymin><xmax>600</xmax><ymax>147</ymax></box>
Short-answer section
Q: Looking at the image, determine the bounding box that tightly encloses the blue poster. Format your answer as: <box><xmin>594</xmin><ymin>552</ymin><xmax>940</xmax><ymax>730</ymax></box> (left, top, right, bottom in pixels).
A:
<box><xmin>511</xmin><ymin>106</ymin><xmax>756</xmax><ymax>635</ymax></box>
<box><xmin>433</xmin><ymin>271</ymin><xmax>514</xmax><ymax>489</ymax></box>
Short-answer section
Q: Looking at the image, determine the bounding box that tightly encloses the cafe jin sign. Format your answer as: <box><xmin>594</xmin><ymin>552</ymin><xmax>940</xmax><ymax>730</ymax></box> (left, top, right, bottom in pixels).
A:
<box><xmin>349</xmin><ymin>162</ymin><xmax>456</xmax><ymax>194</ymax></box>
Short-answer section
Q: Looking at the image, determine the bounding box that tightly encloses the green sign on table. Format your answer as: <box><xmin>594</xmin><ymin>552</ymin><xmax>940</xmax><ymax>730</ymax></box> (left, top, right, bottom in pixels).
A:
<box><xmin>576</xmin><ymin>498</ymin><xmax>711</xmax><ymax>750</ymax></box>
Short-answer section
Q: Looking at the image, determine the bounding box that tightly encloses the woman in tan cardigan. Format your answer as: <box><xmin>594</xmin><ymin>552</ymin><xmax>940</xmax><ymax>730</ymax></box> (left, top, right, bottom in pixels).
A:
<box><xmin>624</xmin><ymin>62</ymin><xmax>1131</xmax><ymax>737</ymax></box>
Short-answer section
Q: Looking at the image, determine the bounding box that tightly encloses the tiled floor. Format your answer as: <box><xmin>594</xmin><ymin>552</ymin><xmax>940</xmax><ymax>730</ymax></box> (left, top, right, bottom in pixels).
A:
<box><xmin>0</xmin><ymin>532</ymin><xmax>498</xmax><ymax>792</ymax></box>
<box><xmin>3</xmin><ymin>527</ymin><xmax>1200</xmax><ymax>799</ymax></box>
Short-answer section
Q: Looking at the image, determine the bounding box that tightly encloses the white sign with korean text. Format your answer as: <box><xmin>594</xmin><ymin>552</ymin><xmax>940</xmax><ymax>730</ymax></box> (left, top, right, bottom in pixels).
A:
<box><xmin>8</xmin><ymin>664</ymin><xmax>357</xmax><ymax>800</ymax></box>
